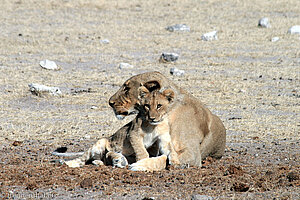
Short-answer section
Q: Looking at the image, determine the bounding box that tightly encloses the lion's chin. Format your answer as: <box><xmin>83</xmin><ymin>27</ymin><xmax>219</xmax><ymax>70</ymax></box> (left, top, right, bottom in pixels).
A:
<box><xmin>116</xmin><ymin>115</ymin><xmax>125</xmax><ymax>120</ymax></box>
<box><xmin>114</xmin><ymin>110</ymin><xmax>137</xmax><ymax>120</ymax></box>
<box><xmin>149</xmin><ymin>121</ymin><xmax>161</xmax><ymax>126</ymax></box>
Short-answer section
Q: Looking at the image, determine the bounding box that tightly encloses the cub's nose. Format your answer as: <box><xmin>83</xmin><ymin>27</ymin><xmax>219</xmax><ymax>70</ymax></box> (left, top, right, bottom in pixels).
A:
<box><xmin>148</xmin><ymin>116</ymin><xmax>156</xmax><ymax>121</ymax></box>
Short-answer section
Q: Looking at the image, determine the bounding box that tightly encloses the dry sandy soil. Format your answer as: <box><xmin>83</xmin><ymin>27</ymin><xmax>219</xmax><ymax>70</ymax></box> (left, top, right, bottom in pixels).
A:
<box><xmin>0</xmin><ymin>0</ymin><xmax>299</xmax><ymax>199</ymax></box>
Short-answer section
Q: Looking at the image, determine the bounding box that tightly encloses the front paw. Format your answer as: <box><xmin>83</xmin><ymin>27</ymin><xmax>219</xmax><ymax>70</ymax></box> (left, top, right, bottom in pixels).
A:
<box><xmin>129</xmin><ymin>155</ymin><xmax>167</xmax><ymax>172</ymax></box>
<box><xmin>106</xmin><ymin>152</ymin><xmax>128</xmax><ymax>168</ymax></box>
<box><xmin>64</xmin><ymin>159</ymin><xmax>84</xmax><ymax>168</ymax></box>
<box><xmin>92</xmin><ymin>160</ymin><xmax>104</xmax><ymax>166</ymax></box>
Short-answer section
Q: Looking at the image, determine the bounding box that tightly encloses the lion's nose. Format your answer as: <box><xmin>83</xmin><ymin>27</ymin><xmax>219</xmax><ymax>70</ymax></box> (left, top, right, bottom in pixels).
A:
<box><xmin>109</xmin><ymin>100</ymin><xmax>115</xmax><ymax>107</ymax></box>
<box><xmin>148</xmin><ymin>115</ymin><xmax>155</xmax><ymax>121</ymax></box>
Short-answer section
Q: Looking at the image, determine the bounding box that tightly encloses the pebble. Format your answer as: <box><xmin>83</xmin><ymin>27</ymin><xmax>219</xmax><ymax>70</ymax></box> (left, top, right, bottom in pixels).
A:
<box><xmin>91</xmin><ymin>106</ymin><xmax>98</xmax><ymax>109</ymax></box>
<box><xmin>159</xmin><ymin>52</ymin><xmax>179</xmax><ymax>63</ymax></box>
<box><xmin>100</xmin><ymin>39</ymin><xmax>110</xmax><ymax>44</ymax></box>
<box><xmin>271</xmin><ymin>37</ymin><xmax>280</xmax><ymax>42</ymax></box>
<box><xmin>258</xmin><ymin>17</ymin><xmax>271</xmax><ymax>28</ymax></box>
<box><xmin>191</xmin><ymin>194</ymin><xmax>213</xmax><ymax>200</ymax></box>
<box><xmin>288</xmin><ymin>25</ymin><xmax>300</xmax><ymax>34</ymax></box>
<box><xmin>201</xmin><ymin>31</ymin><xmax>218</xmax><ymax>41</ymax></box>
<box><xmin>119</xmin><ymin>62</ymin><xmax>134</xmax><ymax>69</ymax></box>
<box><xmin>39</xmin><ymin>59</ymin><xmax>59</xmax><ymax>70</ymax></box>
<box><xmin>166</xmin><ymin>24</ymin><xmax>190</xmax><ymax>32</ymax></box>
<box><xmin>28</xmin><ymin>83</ymin><xmax>62</xmax><ymax>96</ymax></box>
<box><xmin>170</xmin><ymin>67</ymin><xmax>185</xmax><ymax>76</ymax></box>
<box><xmin>80</xmin><ymin>178</ymin><xmax>93</xmax><ymax>188</ymax></box>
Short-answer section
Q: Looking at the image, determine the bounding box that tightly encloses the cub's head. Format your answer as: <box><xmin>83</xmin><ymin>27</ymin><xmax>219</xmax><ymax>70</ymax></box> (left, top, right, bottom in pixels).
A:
<box><xmin>141</xmin><ymin>89</ymin><xmax>175</xmax><ymax>125</ymax></box>
<box><xmin>109</xmin><ymin>79</ymin><xmax>161</xmax><ymax>120</ymax></box>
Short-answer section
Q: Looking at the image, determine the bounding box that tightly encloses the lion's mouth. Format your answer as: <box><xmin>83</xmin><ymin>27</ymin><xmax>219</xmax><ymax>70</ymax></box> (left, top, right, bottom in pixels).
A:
<box><xmin>114</xmin><ymin>110</ymin><xmax>138</xmax><ymax>120</ymax></box>
<box><xmin>149</xmin><ymin>120</ymin><xmax>162</xmax><ymax>125</ymax></box>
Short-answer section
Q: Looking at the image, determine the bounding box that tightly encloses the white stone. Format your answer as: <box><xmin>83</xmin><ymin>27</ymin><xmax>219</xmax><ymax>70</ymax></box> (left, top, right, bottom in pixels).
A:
<box><xmin>91</xmin><ymin>106</ymin><xmax>98</xmax><ymax>109</ymax></box>
<box><xmin>100</xmin><ymin>39</ymin><xmax>110</xmax><ymax>44</ymax></box>
<box><xmin>28</xmin><ymin>83</ymin><xmax>62</xmax><ymax>96</ymax></box>
<box><xmin>119</xmin><ymin>62</ymin><xmax>134</xmax><ymax>69</ymax></box>
<box><xmin>170</xmin><ymin>67</ymin><xmax>185</xmax><ymax>76</ymax></box>
<box><xmin>288</xmin><ymin>25</ymin><xmax>300</xmax><ymax>34</ymax></box>
<box><xmin>159</xmin><ymin>52</ymin><xmax>179</xmax><ymax>62</ymax></box>
<box><xmin>271</xmin><ymin>37</ymin><xmax>280</xmax><ymax>42</ymax></box>
<box><xmin>166</xmin><ymin>24</ymin><xmax>190</xmax><ymax>32</ymax></box>
<box><xmin>258</xmin><ymin>17</ymin><xmax>271</xmax><ymax>28</ymax></box>
<box><xmin>201</xmin><ymin>31</ymin><xmax>218</xmax><ymax>41</ymax></box>
<box><xmin>39</xmin><ymin>59</ymin><xmax>59</xmax><ymax>70</ymax></box>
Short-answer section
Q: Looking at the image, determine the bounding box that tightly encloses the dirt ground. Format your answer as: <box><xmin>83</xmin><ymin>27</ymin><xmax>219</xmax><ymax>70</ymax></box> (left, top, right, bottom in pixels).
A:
<box><xmin>0</xmin><ymin>0</ymin><xmax>299</xmax><ymax>199</ymax></box>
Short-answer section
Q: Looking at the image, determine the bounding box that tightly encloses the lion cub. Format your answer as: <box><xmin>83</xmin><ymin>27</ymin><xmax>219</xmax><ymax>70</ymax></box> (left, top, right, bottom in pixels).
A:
<box><xmin>130</xmin><ymin>87</ymin><xmax>180</xmax><ymax>166</ymax></box>
<box><xmin>61</xmin><ymin>88</ymin><xmax>179</xmax><ymax>171</ymax></box>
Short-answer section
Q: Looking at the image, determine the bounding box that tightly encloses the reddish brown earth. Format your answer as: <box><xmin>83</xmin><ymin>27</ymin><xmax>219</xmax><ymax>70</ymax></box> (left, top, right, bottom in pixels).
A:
<box><xmin>0</xmin><ymin>140</ymin><xmax>298</xmax><ymax>199</ymax></box>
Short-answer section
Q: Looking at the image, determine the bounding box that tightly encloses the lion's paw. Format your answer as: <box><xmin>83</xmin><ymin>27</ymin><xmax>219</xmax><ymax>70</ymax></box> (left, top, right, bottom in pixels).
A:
<box><xmin>92</xmin><ymin>160</ymin><xmax>104</xmax><ymax>166</ymax></box>
<box><xmin>129</xmin><ymin>155</ymin><xmax>167</xmax><ymax>172</ymax></box>
<box><xmin>64</xmin><ymin>159</ymin><xmax>84</xmax><ymax>168</ymax></box>
<box><xmin>128</xmin><ymin>163</ymin><xmax>149</xmax><ymax>171</ymax></box>
<box><xmin>106</xmin><ymin>152</ymin><xmax>128</xmax><ymax>168</ymax></box>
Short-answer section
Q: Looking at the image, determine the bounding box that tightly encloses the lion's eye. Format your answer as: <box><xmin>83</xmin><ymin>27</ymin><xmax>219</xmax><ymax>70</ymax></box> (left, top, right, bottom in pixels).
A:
<box><xmin>144</xmin><ymin>104</ymin><xmax>150</xmax><ymax>110</ymax></box>
<box><xmin>157</xmin><ymin>104</ymin><xmax>162</xmax><ymax>109</ymax></box>
<box><xmin>124</xmin><ymin>86</ymin><xmax>130</xmax><ymax>91</ymax></box>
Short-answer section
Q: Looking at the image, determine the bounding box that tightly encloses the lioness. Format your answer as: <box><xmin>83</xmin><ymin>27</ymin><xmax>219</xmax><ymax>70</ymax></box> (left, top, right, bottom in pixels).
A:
<box><xmin>109</xmin><ymin>71</ymin><xmax>226</xmax><ymax>168</ymax></box>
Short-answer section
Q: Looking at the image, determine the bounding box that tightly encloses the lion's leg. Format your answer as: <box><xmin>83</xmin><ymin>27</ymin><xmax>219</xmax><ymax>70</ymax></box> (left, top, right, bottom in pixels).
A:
<box><xmin>129</xmin><ymin>155</ymin><xmax>167</xmax><ymax>172</ymax></box>
<box><xmin>129</xmin><ymin>131</ymin><xmax>149</xmax><ymax>161</ymax></box>
<box><xmin>64</xmin><ymin>138</ymin><xmax>108</xmax><ymax>168</ymax></box>
<box><xmin>159</xmin><ymin>133</ymin><xmax>180</xmax><ymax>165</ymax></box>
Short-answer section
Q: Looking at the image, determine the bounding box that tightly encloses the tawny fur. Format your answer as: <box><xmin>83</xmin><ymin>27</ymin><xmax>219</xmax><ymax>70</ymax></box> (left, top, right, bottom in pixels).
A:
<box><xmin>109</xmin><ymin>71</ymin><xmax>226</xmax><ymax>169</ymax></box>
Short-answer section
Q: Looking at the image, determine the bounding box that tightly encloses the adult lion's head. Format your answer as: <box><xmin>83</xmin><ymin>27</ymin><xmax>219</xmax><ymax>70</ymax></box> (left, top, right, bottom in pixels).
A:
<box><xmin>109</xmin><ymin>72</ymin><xmax>163</xmax><ymax>120</ymax></box>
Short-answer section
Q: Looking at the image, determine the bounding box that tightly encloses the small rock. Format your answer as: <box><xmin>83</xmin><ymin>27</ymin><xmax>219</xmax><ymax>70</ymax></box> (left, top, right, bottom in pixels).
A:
<box><xmin>119</xmin><ymin>63</ymin><xmax>134</xmax><ymax>69</ymax></box>
<box><xmin>39</xmin><ymin>59</ymin><xmax>59</xmax><ymax>70</ymax></box>
<box><xmin>287</xmin><ymin>171</ymin><xmax>299</xmax><ymax>182</ymax></box>
<box><xmin>166</xmin><ymin>24</ymin><xmax>190</xmax><ymax>32</ymax></box>
<box><xmin>232</xmin><ymin>181</ymin><xmax>249</xmax><ymax>192</ymax></box>
<box><xmin>91</xmin><ymin>105</ymin><xmax>98</xmax><ymax>109</ymax></box>
<box><xmin>271</xmin><ymin>37</ymin><xmax>280</xmax><ymax>42</ymax></box>
<box><xmin>191</xmin><ymin>194</ymin><xmax>213</xmax><ymax>200</ymax></box>
<box><xmin>28</xmin><ymin>83</ymin><xmax>62</xmax><ymax>96</ymax></box>
<box><xmin>170</xmin><ymin>67</ymin><xmax>185</xmax><ymax>76</ymax></box>
<box><xmin>54</xmin><ymin>147</ymin><xmax>68</xmax><ymax>153</ymax></box>
<box><xmin>201</xmin><ymin>31</ymin><xmax>218</xmax><ymax>41</ymax></box>
<box><xmin>12</xmin><ymin>141</ymin><xmax>23</xmax><ymax>146</ymax></box>
<box><xmin>258</xmin><ymin>17</ymin><xmax>271</xmax><ymax>28</ymax></box>
<box><xmin>100</xmin><ymin>39</ymin><xmax>110</xmax><ymax>44</ymax></box>
<box><xmin>159</xmin><ymin>52</ymin><xmax>179</xmax><ymax>63</ymax></box>
<box><xmin>80</xmin><ymin>178</ymin><xmax>93</xmax><ymax>188</ymax></box>
<box><xmin>288</xmin><ymin>25</ymin><xmax>300</xmax><ymax>34</ymax></box>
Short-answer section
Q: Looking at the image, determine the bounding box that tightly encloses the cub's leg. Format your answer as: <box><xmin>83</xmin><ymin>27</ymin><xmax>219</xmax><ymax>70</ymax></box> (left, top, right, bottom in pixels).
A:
<box><xmin>129</xmin><ymin>130</ymin><xmax>149</xmax><ymax>161</ymax></box>
<box><xmin>159</xmin><ymin>133</ymin><xmax>180</xmax><ymax>166</ymax></box>
<box><xmin>129</xmin><ymin>155</ymin><xmax>167</xmax><ymax>172</ymax></box>
<box><xmin>64</xmin><ymin>138</ymin><xmax>109</xmax><ymax>168</ymax></box>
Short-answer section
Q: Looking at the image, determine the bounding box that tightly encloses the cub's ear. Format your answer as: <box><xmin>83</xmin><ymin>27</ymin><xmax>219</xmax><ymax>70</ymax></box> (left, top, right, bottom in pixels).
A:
<box><xmin>138</xmin><ymin>86</ymin><xmax>150</xmax><ymax>99</ymax></box>
<box><xmin>143</xmin><ymin>80</ymin><xmax>161</xmax><ymax>92</ymax></box>
<box><xmin>162</xmin><ymin>89</ymin><xmax>175</xmax><ymax>102</ymax></box>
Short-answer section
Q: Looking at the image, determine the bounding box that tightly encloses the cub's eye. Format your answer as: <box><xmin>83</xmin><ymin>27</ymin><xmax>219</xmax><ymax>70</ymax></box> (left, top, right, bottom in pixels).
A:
<box><xmin>144</xmin><ymin>104</ymin><xmax>150</xmax><ymax>110</ymax></box>
<box><xmin>157</xmin><ymin>104</ymin><xmax>162</xmax><ymax>109</ymax></box>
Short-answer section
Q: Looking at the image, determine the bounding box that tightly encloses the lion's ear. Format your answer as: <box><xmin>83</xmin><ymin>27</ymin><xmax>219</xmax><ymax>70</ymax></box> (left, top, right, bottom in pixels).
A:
<box><xmin>162</xmin><ymin>89</ymin><xmax>175</xmax><ymax>102</ymax></box>
<box><xmin>138</xmin><ymin>86</ymin><xmax>150</xmax><ymax>99</ymax></box>
<box><xmin>143</xmin><ymin>80</ymin><xmax>161</xmax><ymax>92</ymax></box>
